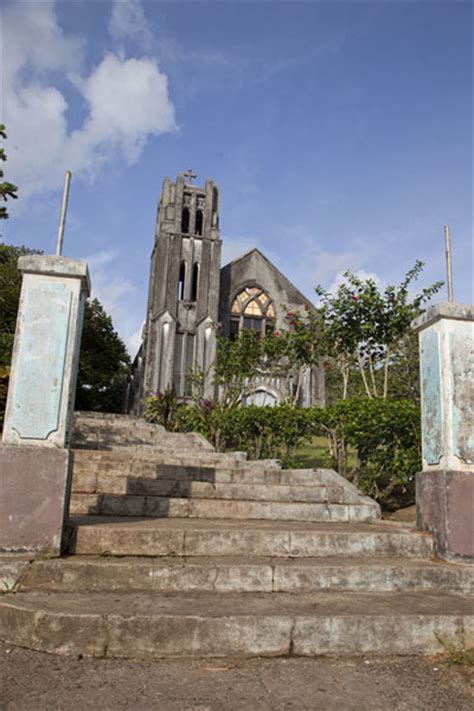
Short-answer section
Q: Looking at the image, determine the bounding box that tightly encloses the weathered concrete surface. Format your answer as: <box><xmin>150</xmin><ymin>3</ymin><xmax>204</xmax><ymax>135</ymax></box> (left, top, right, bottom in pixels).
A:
<box><xmin>2</xmin><ymin>643</ymin><xmax>473</xmax><ymax>711</ymax></box>
<box><xmin>0</xmin><ymin>590</ymin><xmax>472</xmax><ymax>658</ymax></box>
<box><xmin>68</xmin><ymin>517</ymin><xmax>434</xmax><ymax>559</ymax></box>
<box><xmin>21</xmin><ymin>555</ymin><xmax>473</xmax><ymax>594</ymax></box>
<box><xmin>414</xmin><ymin>301</ymin><xmax>474</xmax><ymax>563</ymax></box>
<box><xmin>416</xmin><ymin>470</ymin><xmax>474</xmax><ymax>562</ymax></box>
<box><xmin>0</xmin><ymin>558</ymin><xmax>31</xmax><ymax>592</ymax></box>
<box><xmin>18</xmin><ymin>255</ymin><xmax>91</xmax><ymax>288</ymax></box>
<box><xmin>70</xmin><ymin>424</ymin><xmax>381</xmax><ymax>523</ymax></box>
<box><xmin>73</xmin><ymin>412</ymin><xmax>213</xmax><ymax>451</ymax></box>
<box><xmin>413</xmin><ymin>301</ymin><xmax>473</xmax><ymax>472</ymax></box>
<box><xmin>69</xmin><ymin>491</ymin><xmax>380</xmax><ymax>522</ymax></box>
<box><xmin>0</xmin><ymin>446</ymin><xmax>72</xmax><ymax>555</ymax></box>
<box><xmin>3</xmin><ymin>257</ymin><xmax>89</xmax><ymax>449</ymax></box>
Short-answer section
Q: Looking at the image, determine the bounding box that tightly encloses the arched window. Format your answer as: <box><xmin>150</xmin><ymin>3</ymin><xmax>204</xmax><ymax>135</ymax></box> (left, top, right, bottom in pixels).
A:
<box><xmin>191</xmin><ymin>262</ymin><xmax>199</xmax><ymax>302</ymax></box>
<box><xmin>195</xmin><ymin>209</ymin><xmax>203</xmax><ymax>236</ymax></box>
<box><xmin>230</xmin><ymin>287</ymin><xmax>276</xmax><ymax>338</ymax></box>
<box><xmin>178</xmin><ymin>261</ymin><xmax>186</xmax><ymax>301</ymax></box>
<box><xmin>181</xmin><ymin>207</ymin><xmax>190</xmax><ymax>234</ymax></box>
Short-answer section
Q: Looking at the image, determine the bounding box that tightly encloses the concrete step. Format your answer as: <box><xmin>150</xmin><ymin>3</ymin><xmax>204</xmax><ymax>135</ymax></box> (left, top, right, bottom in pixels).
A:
<box><xmin>71</xmin><ymin>475</ymin><xmax>362</xmax><ymax>505</ymax></box>
<box><xmin>69</xmin><ymin>492</ymin><xmax>379</xmax><ymax>522</ymax></box>
<box><xmin>67</xmin><ymin>517</ymin><xmax>435</xmax><ymax>559</ymax></box>
<box><xmin>73</xmin><ymin>412</ymin><xmax>213</xmax><ymax>452</ymax></box>
<box><xmin>72</xmin><ymin>455</ymin><xmax>338</xmax><ymax>488</ymax></box>
<box><xmin>1</xmin><ymin>590</ymin><xmax>472</xmax><ymax>658</ymax></box>
<box><xmin>21</xmin><ymin>555</ymin><xmax>473</xmax><ymax>595</ymax></box>
<box><xmin>73</xmin><ymin>449</ymin><xmax>250</xmax><ymax>471</ymax></box>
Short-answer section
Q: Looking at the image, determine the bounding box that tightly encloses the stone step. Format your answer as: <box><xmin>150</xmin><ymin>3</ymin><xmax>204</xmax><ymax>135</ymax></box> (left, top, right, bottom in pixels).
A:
<box><xmin>72</xmin><ymin>455</ymin><xmax>335</xmax><ymax>488</ymax></box>
<box><xmin>1</xmin><ymin>590</ymin><xmax>472</xmax><ymax>658</ymax></box>
<box><xmin>67</xmin><ymin>517</ymin><xmax>434</xmax><ymax>559</ymax></box>
<box><xmin>69</xmin><ymin>492</ymin><xmax>379</xmax><ymax>522</ymax></box>
<box><xmin>71</xmin><ymin>475</ymin><xmax>361</xmax><ymax>505</ymax></box>
<box><xmin>73</xmin><ymin>413</ymin><xmax>214</xmax><ymax>452</ymax></box>
<box><xmin>21</xmin><ymin>555</ymin><xmax>473</xmax><ymax>595</ymax></box>
<box><xmin>73</xmin><ymin>449</ymin><xmax>250</xmax><ymax>470</ymax></box>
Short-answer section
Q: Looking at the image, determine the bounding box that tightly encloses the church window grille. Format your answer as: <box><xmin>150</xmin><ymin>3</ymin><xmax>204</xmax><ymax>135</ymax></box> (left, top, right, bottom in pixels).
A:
<box><xmin>181</xmin><ymin>207</ymin><xmax>190</xmax><ymax>234</ymax></box>
<box><xmin>191</xmin><ymin>263</ymin><xmax>199</xmax><ymax>302</ymax></box>
<box><xmin>178</xmin><ymin>261</ymin><xmax>186</xmax><ymax>301</ymax></box>
<box><xmin>230</xmin><ymin>287</ymin><xmax>276</xmax><ymax>337</ymax></box>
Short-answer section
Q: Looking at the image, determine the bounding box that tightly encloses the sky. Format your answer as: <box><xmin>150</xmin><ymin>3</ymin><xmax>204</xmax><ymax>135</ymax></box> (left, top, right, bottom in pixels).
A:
<box><xmin>2</xmin><ymin>0</ymin><xmax>472</xmax><ymax>355</ymax></box>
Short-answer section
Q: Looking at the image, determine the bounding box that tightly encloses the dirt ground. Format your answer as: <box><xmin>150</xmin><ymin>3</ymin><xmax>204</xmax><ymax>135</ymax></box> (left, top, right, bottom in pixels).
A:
<box><xmin>0</xmin><ymin>642</ymin><xmax>472</xmax><ymax>711</ymax></box>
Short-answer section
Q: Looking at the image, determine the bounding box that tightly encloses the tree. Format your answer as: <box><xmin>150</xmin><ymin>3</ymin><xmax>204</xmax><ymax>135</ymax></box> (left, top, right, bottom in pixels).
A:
<box><xmin>314</xmin><ymin>262</ymin><xmax>443</xmax><ymax>400</ymax></box>
<box><xmin>0</xmin><ymin>243</ymin><xmax>130</xmax><ymax>423</ymax></box>
<box><xmin>0</xmin><ymin>125</ymin><xmax>18</xmax><ymax>219</ymax></box>
<box><xmin>75</xmin><ymin>298</ymin><xmax>130</xmax><ymax>412</ymax></box>
<box><xmin>0</xmin><ymin>243</ymin><xmax>43</xmax><ymax>368</ymax></box>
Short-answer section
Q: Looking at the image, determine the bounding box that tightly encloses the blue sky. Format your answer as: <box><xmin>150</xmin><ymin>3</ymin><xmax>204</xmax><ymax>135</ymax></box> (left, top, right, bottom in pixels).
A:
<box><xmin>2</xmin><ymin>0</ymin><xmax>472</xmax><ymax>354</ymax></box>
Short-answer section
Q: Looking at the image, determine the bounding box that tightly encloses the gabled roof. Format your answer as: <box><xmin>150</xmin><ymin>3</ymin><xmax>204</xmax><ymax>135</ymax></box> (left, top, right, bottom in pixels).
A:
<box><xmin>221</xmin><ymin>247</ymin><xmax>311</xmax><ymax>305</ymax></box>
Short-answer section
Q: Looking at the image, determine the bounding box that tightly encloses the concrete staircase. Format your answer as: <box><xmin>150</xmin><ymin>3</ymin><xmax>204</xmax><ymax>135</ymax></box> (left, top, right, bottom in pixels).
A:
<box><xmin>69</xmin><ymin>412</ymin><xmax>381</xmax><ymax>523</ymax></box>
<box><xmin>0</xmin><ymin>412</ymin><xmax>472</xmax><ymax>660</ymax></box>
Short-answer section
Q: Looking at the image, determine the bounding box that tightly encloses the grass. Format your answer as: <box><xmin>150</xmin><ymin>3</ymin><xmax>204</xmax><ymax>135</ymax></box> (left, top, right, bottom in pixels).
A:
<box><xmin>434</xmin><ymin>633</ymin><xmax>474</xmax><ymax>667</ymax></box>
<box><xmin>292</xmin><ymin>436</ymin><xmax>357</xmax><ymax>471</ymax></box>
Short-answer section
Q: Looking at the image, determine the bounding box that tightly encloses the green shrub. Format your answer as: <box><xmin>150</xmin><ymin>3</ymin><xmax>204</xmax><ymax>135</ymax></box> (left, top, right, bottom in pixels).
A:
<box><xmin>144</xmin><ymin>395</ymin><xmax>421</xmax><ymax>510</ymax></box>
<box><xmin>318</xmin><ymin>398</ymin><xmax>420</xmax><ymax>509</ymax></box>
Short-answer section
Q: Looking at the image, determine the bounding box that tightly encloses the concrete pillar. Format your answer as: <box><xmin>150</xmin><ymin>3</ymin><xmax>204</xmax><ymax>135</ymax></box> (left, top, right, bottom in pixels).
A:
<box><xmin>412</xmin><ymin>302</ymin><xmax>473</xmax><ymax>562</ymax></box>
<box><xmin>0</xmin><ymin>255</ymin><xmax>90</xmax><ymax>555</ymax></box>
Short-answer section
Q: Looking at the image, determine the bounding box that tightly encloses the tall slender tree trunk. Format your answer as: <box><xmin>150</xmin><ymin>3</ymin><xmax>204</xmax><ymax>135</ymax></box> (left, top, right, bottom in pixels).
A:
<box><xmin>368</xmin><ymin>353</ymin><xmax>378</xmax><ymax>398</ymax></box>
<box><xmin>383</xmin><ymin>347</ymin><xmax>391</xmax><ymax>400</ymax></box>
<box><xmin>357</xmin><ymin>352</ymin><xmax>373</xmax><ymax>398</ymax></box>
<box><xmin>342</xmin><ymin>365</ymin><xmax>349</xmax><ymax>400</ymax></box>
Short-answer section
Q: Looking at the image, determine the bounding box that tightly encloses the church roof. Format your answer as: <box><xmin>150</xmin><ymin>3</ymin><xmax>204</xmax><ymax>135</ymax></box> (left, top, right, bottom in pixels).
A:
<box><xmin>221</xmin><ymin>247</ymin><xmax>311</xmax><ymax>306</ymax></box>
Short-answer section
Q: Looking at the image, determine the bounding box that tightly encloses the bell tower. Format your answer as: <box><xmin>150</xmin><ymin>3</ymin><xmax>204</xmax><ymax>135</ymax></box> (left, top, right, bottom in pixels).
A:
<box><xmin>139</xmin><ymin>172</ymin><xmax>221</xmax><ymax>405</ymax></box>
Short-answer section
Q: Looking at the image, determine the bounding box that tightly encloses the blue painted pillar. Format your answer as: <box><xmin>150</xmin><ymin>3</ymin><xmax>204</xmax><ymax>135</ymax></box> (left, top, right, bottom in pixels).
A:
<box><xmin>412</xmin><ymin>302</ymin><xmax>473</xmax><ymax>562</ymax></box>
<box><xmin>0</xmin><ymin>256</ymin><xmax>90</xmax><ymax>555</ymax></box>
<box><xmin>2</xmin><ymin>256</ymin><xmax>90</xmax><ymax>447</ymax></box>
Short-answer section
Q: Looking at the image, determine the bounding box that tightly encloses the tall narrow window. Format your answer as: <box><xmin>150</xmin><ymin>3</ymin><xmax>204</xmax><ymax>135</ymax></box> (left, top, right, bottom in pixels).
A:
<box><xmin>178</xmin><ymin>261</ymin><xmax>186</xmax><ymax>301</ymax></box>
<box><xmin>195</xmin><ymin>209</ymin><xmax>203</xmax><ymax>236</ymax></box>
<box><xmin>212</xmin><ymin>187</ymin><xmax>219</xmax><ymax>227</ymax></box>
<box><xmin>191</xmin><ymin>263</ymin><xmax>199</xmax><ymax>302</ymax></box>
<box><xmin>173</xmin><ymin>333</ymin><xmax>184</xmax><ymax>395</ymax></box>
<box><xmin>181</xmin><ymin>207</ymin><xmax>190</xmax><ymax>234</ymax></box>
<box><xmin>184</xmin><ymin>334</ymin><xmax>195</xmax><ymax>397</ymax></box>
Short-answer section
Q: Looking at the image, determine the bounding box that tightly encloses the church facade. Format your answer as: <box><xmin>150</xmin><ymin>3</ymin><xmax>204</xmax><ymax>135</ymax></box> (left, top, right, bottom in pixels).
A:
<box><xmin>127</xmin><ymin>172</ymin><xmax>324</xmax><ymax>413</ymax></box>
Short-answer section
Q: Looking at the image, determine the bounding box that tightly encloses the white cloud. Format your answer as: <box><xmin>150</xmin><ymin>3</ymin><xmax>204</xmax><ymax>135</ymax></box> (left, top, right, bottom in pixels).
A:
<box><xmin>3</xmin><ymin>1</ymin><xmax>176</xmax><ymax>202</ymax></box>
<box><xmin>108</xmin><ymin>0</ymin><xmax>153</xmax><ymax>49</ymax></box>
<box><xmin>85</xmin><ymin>250</ymin><xmax>135</xmax><ymax>315</ymax></box>
<box><xmin>128</xmin><ymin>323</ymin><xmax>145</xmax><ymax>356</ymax></box>
<box><xmin>84</xmin><ymin>249</ymin><xmax>145</xmax><ymax>355</ymax></box>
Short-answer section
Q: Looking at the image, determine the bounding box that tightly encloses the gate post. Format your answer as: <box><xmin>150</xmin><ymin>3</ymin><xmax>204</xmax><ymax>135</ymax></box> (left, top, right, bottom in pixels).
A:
<box><xmin>0</xmin><ymin>255</ymin><xmax>90</xmax><ymax>556</ymax></box>
<box><xmin>412</xmin><ymin>302</ymin><xmax>473</xmax><ymax>562</ymax></box>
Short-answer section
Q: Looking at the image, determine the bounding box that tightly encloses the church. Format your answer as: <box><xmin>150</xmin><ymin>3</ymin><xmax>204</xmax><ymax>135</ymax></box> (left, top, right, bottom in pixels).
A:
<box><xmin>127</xmin><ymin>172</ymin><xmax>325</xmax><ymax>413</ymax></box>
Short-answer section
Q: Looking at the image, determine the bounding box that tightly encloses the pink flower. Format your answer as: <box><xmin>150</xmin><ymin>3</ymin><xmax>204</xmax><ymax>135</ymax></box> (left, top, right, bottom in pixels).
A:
<box><xmin>352</xmin><ymin>294</ymin><xmax>358</xmax><ymax>303</ymax></box>
<box><xmin>275</xmin><ymin>331</ymin><xmax>281</xmax><ymax>337</ymax></box>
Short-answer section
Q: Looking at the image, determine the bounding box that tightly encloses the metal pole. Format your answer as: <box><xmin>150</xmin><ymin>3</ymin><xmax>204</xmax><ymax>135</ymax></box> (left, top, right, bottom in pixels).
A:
<box><xmin>444</xmin><ymin>225</ymin><xmax>454</xmax><ymax>302</ymax></box>
<box><xmin>56</xmin><ymin>171</ymin><xmax>72</xmax><ymax>256</ymax></box>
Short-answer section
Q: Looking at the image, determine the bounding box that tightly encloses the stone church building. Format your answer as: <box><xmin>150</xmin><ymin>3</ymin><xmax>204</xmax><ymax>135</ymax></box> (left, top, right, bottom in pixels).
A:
<box><xmin>127</xmin><ymin>172</ymin><xmax>324</xmax><ymax>413</ymax></box>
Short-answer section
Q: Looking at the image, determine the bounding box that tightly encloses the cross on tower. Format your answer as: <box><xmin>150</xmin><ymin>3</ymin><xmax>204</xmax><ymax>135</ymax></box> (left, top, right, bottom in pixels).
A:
<box><xmin>183</xmin><ymin>168</ymin><xmax>197</xmax><ymax>185</ymax></box>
